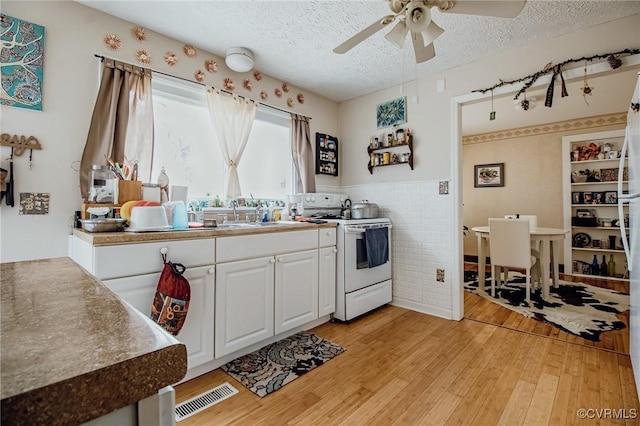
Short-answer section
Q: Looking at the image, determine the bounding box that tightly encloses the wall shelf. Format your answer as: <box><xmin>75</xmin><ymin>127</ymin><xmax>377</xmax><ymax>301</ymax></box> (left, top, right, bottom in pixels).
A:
<box><xmin>367</xmin><ymin>134</ymin><xmax>413</xmax><ymax>174</ymax></box>
<box><xmin>562</xmin><ymin>129</ymin><xmax>630</xmax><ymax>282</ymax></box>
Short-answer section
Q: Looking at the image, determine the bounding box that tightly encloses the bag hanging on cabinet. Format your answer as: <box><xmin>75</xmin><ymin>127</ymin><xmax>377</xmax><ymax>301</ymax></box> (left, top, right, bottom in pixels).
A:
<box><xmin>150</xmin><ymin>253</ymin><xmax>191</xmax><ymax>335</ymax></box>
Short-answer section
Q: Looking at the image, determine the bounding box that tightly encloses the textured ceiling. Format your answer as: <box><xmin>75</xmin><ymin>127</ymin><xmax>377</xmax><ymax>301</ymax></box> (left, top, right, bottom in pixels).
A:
<box><xmin>77</xmin><ymin>0</ymin><xmax>640</xmax><ymax>102</ymax></box>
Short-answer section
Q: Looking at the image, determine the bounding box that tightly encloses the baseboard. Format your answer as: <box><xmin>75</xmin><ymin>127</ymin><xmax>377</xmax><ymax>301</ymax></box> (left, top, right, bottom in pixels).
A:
<box><xmin>390</xmin><ymin>299</ymin><xmax>455</xmax><ymax>321</ymax></box>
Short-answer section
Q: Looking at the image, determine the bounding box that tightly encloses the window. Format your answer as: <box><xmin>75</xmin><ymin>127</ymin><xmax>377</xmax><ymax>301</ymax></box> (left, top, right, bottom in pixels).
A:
<box><xmin>151</xmin><ymin>73</ymin><xmax>292</xmax><ymax>201</ymax></box>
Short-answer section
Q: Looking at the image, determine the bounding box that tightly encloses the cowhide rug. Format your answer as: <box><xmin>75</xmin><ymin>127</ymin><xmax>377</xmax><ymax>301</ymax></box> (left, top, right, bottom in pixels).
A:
<box><xmin>464</xmin><ymin>271</ymin><xmax>629</xmax><ymax>342</ymax></box>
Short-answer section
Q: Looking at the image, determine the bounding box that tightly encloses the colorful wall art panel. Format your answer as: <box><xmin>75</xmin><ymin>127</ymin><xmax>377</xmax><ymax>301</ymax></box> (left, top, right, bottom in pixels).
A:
<box><xmin>1</xmin><ymin>14</ymin><xmax>45</xmax><ymax>111</ymax></box>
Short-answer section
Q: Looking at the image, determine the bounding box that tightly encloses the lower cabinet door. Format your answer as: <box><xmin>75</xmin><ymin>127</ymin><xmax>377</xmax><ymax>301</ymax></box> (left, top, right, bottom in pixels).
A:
<box><xmin>275</xmin><ymin>250</ymin><xmax>319</xmax><ymax>335</ymax></box>
<box><xmin>103</xmin><ymin>265</ymin><xmax>215</xmax><ymax>370</ymax></box>
<box><xmin>215</xmin><ymin>257</ymin><xmax>275</xmax><ymax>358</ymax></box>
<box><xmin>318</xmin><ymin>246</ymin><xmax>337</xmax><ymax>317</ymax></box>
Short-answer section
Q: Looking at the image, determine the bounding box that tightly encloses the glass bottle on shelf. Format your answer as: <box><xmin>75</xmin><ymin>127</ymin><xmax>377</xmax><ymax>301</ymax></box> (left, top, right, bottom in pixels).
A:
<box><xmin>608</xmin><ymin>255</ymin><xmax>616</xmax><ymax>277</ymax></box>
<box><xmin>591</xmin><ymin>255</ymin><xmax>599</xmax><ymax>275</ymax></box>
<box><xmin>600</xmin><ymin>255</ymin><xmax>608</xmax><ymax>276</ymax></box>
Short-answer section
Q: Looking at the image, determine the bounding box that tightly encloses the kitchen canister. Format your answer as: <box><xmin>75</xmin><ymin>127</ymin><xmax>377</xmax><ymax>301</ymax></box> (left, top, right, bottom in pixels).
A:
<box><xmin>383</xmin><ymin>152</ymin><xmax>391</xmax><ymax>165</ymax></box>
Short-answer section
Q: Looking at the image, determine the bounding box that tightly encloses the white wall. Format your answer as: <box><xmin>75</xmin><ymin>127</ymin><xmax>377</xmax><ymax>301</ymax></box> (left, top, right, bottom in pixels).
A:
<box><xmin>338</xmin><ymin>14</ymin><xmax>640</xmax><ymax>320</ymax></box>
<box><xmin>0</xmin><ymin>1</ymin><xmax>340</xmax><ymax>262</ymax></box>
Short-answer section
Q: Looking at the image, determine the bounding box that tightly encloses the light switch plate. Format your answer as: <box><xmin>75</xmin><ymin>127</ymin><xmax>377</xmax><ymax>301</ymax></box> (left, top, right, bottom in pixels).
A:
<box><xmin>439</xmin><ymin>181</ymin><xmax>449</xmax><ymax>195</ymax></box>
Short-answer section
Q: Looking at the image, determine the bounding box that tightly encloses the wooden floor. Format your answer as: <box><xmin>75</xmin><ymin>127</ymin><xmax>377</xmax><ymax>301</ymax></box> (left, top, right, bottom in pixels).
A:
<box><xmin>463</xmin><ymin>262</ymin><xmax>631</xmax><ymax>355</ymax></box>
<box><xmin>175</xmin><ymin>305</ymin><xmax>639</xmax><ymax>425</ymax></box>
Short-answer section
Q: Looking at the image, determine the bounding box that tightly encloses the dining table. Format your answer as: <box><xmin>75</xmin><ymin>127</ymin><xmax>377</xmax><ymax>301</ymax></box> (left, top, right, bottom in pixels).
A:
<box><xmin>471</xmin><ymin>225</ymin><xmax>569</xmax><ymax>300</ymax></box>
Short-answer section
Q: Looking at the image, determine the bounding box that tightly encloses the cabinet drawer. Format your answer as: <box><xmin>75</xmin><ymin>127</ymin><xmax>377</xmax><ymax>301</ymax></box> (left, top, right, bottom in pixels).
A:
<box><xmin>216</xmin><ymin>230</ymin><xmax>317</xmax><ymax>263</ymax></box>
<box><xmin>318</xmin><ymin>227</ymin><xmax>337</xmax><ymax>247</ymax></box>
<box><xmin>94</xmin><ymin>238</ymin><xmax>215</xmax><ymax>280</ymax></box>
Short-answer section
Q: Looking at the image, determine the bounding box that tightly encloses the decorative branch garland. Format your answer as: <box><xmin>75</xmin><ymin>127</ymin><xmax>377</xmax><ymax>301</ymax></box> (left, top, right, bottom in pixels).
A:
<box><xmin>472</xmin><ymin>48</ymin><xmax>640</xmax><ymax>101</ymax></box>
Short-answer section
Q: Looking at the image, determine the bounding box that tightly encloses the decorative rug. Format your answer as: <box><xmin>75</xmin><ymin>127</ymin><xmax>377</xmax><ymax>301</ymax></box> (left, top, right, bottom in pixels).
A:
<box><xmin>221</xmin><ymin>331</ymin><xmax>345</xmax><ymax>397</ymax></box>
<box><xmin>464</xmin><ymin>271</ymin><xmax>629</xmax><ymax>342</ymax></box>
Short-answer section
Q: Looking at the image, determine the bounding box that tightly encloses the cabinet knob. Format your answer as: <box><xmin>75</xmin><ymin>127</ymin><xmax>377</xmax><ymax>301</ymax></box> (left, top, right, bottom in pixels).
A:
<box><xmin>333</xmin><ymin>248</ymin><xmax>337</xmax><ymax>254</ymax></box>
<box><xmin>270</xmin><ymin>258</ymin><xmax>276</xmax><ymax>264</ymax></box>
<box><xmin>277</xmin><ymin>257</ymin><xmax>283</xmax><ymax>262</ymax></box>
<box><xmin>208</xmin><ymin>268</ymin><xmax>215</xmax><ymax>274</ymax></box>
<box><xmin>326</xmin><ymin>231</ymin><xmax>333</xmax><ymax>236</ymax></box>
<box><xmin>160</xmin><ymin>247</ymin><xmax>168</xmax><ymax>255</ymax></box>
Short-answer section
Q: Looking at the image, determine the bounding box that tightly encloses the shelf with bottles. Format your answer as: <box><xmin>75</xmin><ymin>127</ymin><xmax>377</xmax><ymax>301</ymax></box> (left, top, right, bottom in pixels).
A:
<box><xmin>571</xmin><ymin>252</ymin><xmax>628</xmax><ymax>282</ymax></box>
<box><xmin>367</xmin><ymin>133</ymin><xmax>413</xmax><ymax>174</ymax></box>
<box><xmin>315</xmin><ymin>132</ymin><xmax>338</xmax><ymax>176</ymax></box>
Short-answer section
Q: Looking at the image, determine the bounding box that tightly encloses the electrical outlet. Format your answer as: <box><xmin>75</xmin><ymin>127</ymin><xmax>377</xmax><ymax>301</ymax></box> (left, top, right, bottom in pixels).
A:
<box><xmin>436</xmin><ymin>269</ymin><xmax>445</xmax><ymax>282</ymax></box>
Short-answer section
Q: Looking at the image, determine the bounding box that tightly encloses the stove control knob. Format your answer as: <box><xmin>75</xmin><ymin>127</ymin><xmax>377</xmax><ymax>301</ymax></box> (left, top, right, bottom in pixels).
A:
<box><xmin>305</xmin><ymin>195</ymin><xmax>312</xmax><ymax>202</ymax></box>
<box><xmin>310</xmin><ymin>196</ymin><xmax>316</xmax><ymax>202</ymax></box>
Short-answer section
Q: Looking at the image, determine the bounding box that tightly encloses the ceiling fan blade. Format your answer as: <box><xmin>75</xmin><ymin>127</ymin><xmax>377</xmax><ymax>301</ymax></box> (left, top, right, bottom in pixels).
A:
<box><xmin>385</xmin><ymin>21</ymin><xmax>409</xmax><ymax>48</ymax></box>
<box><xmin>438</xmin><ymin>1</ymin><xmax>526</xmax><ymax>18</ymax></box>
<box><xmin>333</xmin><ymin>15</ymin><xmax>396</xmax><ymax>54</ymax></box>
<box><xmin>411</xmin><ymin>32</ymin><xmax>436</xmax><ymax>63</ymax></box>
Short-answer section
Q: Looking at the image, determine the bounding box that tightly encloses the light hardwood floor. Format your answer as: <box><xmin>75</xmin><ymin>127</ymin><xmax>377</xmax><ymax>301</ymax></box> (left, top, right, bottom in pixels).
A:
<box><xmin>175</xmin><ymin>305</ymin><xmax>639</xmax><ymax>425</ymax></box>
<box><xmin>464</xmin><ymin>262</ymin><xmax>631</xmax><ymax>354</ymax></box>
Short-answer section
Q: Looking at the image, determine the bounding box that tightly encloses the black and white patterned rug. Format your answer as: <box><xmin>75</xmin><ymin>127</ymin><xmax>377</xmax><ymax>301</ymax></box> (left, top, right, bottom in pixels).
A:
<box><xmin>221</xmin><ymin>331</ymin><xmax>345</xmax><ymax>397</ymax></box>
<box><xmin>464</xmin><ymin>271</ymin><xmax>629</xmax><ymax>342</ymax></box>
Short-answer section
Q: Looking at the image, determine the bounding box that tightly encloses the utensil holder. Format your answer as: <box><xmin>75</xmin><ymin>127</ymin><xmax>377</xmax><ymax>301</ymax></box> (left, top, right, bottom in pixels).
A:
<box><xmin>118</xmin><ymin>180</ymin><xmax>142</xmax><ymax>204</ymax></box>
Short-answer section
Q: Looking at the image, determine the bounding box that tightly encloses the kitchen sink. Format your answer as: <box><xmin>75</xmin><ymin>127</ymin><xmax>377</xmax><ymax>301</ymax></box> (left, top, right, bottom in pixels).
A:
<box><xmin>215</xmin><ymin>222</ymin><xmax>259</xmax><ymax>228</ymax></box>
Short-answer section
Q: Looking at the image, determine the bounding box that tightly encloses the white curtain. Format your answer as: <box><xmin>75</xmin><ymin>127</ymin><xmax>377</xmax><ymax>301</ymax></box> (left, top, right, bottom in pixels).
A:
<box><xmin>205</xmin><ymin>89</ymin><xmax>257</xmax><ymax>198</ymax></box>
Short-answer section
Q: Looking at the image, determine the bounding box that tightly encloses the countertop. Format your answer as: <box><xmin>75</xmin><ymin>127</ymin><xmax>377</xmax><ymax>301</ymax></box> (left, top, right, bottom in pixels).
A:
<box><xmin>1</xmin><ymin>257</ymin><xmax>188</xmax><ymax>425</ymax></box>
<box><xmin>74</xmin><ymin>221</ymin><xmax>337</xmax><ymax>246</ymax></box>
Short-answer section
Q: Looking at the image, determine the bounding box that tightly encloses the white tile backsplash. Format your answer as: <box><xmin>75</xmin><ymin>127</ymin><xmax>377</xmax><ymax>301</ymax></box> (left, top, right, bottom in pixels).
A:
<box><xmin>339</xmin><ymin>180</ymin><xmax>455</xmax><ymax>319</ymax></box>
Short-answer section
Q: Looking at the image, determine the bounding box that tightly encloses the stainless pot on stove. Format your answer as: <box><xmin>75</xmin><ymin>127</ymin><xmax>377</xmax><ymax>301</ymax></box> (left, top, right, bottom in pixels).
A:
<box><xmin>351</xmin><ymin>200</ymin><xmax>379</xmax><ymax>219</ymax></box>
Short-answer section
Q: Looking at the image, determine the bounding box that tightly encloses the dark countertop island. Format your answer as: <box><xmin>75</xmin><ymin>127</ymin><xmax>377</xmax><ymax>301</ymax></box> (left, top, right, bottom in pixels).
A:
<box><xmin>1</xmin><ymin>257</ymin><xmax>187</xmax><ymax>425</ymax></box>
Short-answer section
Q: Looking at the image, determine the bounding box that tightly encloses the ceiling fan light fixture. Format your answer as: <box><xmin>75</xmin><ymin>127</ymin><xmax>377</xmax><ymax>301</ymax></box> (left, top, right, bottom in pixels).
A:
<box><xmin>405</xmin><ymin>1</ymin><xmax>432</xmax><ymax>33</ymax></box>
<box><xmin>225</xmin><ymin>47</ymin><xmax>254</xmax><ymax>73</ymax></box>
<box><xmin>420</xmin><ymin>20</ymin><xmax>444</xmax><ymax>46</ymax></box>
<box><xmin>385</xmin><ymin>21</ymin><xmax>409</xmax><ymax>48</ymax></box>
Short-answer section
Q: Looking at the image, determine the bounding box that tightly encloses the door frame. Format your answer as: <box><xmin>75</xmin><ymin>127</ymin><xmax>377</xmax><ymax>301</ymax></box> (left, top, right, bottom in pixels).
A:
<box><xmin>450</xmin><ymin>55</ymin><xmax>640</xmax><ymax>321</ymax></box>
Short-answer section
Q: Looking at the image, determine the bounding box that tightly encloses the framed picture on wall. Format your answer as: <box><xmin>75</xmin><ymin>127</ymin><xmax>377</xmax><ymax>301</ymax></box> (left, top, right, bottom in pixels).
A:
<box><xmin>474</xmin><ymin>163</ymin><xmax>504</xmax><ymax>188</ymax></box>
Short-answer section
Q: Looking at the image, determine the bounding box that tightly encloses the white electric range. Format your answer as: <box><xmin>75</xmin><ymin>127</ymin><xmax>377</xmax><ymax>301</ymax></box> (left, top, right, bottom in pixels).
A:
<box><xmin>296</xmin><ymin>194</ymin><xmax>392</xmax><ymax>321</ymax></box>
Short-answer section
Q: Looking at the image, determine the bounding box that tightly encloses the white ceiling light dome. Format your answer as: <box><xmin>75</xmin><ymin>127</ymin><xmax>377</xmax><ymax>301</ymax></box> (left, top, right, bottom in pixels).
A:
<box><xmin>225</xmin><ymin>47</ymin><xmax>254</xmax><ymax>73</ymax></box>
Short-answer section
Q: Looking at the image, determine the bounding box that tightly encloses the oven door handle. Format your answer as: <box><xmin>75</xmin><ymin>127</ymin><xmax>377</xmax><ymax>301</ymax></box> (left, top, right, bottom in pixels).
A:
<box><xmin>345</xmin><ymin>225</ymin><xmax>392</xmax><ymax>234</ymax></box>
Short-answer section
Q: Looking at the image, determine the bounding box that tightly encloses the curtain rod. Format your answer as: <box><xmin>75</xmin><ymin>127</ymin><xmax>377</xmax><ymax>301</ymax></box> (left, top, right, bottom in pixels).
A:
<box><xmin>94</xmin><ymin>54</ymin><xmax>311</xmax><ymax>120</ymax></box>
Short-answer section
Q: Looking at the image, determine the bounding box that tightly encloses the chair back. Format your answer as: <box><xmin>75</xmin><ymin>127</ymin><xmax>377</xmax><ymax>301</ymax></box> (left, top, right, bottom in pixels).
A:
<box><xmin>504</xmin><ymin>214</ymin><xmax>537</xmax><ymax>230</ymax></box>
<box><xmin>489</xmin><ymin>218</ymin><xmax>532</xmax><ymax>269</ymax></box>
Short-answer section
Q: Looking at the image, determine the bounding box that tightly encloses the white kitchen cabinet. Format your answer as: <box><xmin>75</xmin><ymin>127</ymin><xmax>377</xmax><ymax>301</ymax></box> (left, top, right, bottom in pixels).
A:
<box><xmin>318</xmin><ymin>246</ymin><xmax>337</xmax><ymax>317</ymax></box>
<box><xmin>215</xmin><ymin>257</ymin><xmax>275</xmax><ymax>358</ymax></box>
<box><xmin>275</xmin><ymin>250</ymin><xmax>319</xmax><ymax>335</ymax></box>
<box><xmin>104</xmin><ymin>265</ymin><xmax>215</xmax><ymax>369</ymax></box>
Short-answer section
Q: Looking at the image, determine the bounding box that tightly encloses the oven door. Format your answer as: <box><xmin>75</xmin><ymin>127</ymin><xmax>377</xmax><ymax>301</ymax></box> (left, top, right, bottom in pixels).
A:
<box><xmin>344</xmin><ymin>224</ymin><xmax>392</xmax><ymax>293</ymax></box>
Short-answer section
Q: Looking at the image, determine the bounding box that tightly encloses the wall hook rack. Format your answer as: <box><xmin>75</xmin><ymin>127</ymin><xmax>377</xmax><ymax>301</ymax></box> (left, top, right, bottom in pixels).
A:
<box><xmin>0</xmin><ymin>134</ymin><xmax>42</xmax><ymax>157</ymax></box>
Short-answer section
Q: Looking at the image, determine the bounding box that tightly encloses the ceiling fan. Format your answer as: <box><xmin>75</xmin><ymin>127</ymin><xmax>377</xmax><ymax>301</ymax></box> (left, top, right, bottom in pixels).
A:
<box><xmin>333</xmin><ymin>0</ymin><xmax>527</xmax><ymax>63</ymax></box>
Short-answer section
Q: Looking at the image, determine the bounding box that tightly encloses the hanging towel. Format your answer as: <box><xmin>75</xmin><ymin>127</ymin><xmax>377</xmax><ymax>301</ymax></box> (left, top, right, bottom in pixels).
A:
<box><xmin>365</xmin><ymin>227</ymin><xmax>389</xmax><ymax>268</ymax></box>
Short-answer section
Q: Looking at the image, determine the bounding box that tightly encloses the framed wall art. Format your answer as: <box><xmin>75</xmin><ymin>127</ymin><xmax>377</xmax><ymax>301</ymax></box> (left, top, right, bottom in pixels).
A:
<box><xmin>376</xmin><ymin>96</ymin><xmax>406</xmax><ymax>129</ymax></box>
<box><xmin>0</xmin><ymin>14</ymin><xmax>45</xmax><ymax>111</ymax></box>
<box><xmin>474</xmin><ymin>163</ymin><xmax>504</xmax><ymax>188</ymax></box>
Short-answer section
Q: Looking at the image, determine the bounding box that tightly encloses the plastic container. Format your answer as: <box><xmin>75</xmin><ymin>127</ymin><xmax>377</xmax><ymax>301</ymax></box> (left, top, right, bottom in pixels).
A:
<box><xmin>127</xmin><ymin>206</ymin><xmax>171</xmax><ymax>232</ymax></box>
<box><xmin>172</xmin><ymin>203</ymin><xmax>189</xmax><ymax>230</ymax></box>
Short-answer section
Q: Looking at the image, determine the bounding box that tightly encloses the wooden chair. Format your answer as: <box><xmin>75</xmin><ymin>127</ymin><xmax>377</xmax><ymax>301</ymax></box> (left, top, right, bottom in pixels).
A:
<box><xmin>489</xmin><ymin>218</ymin><xmax>540</xmax><ymax>305</ymax></box>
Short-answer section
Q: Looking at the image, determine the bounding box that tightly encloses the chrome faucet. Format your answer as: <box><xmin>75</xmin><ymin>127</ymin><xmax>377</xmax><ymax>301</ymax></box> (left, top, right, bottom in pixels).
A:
<box><xmin>231</xmin><ymin>199</ymin><xmax>239</xmax><ymax>222</ymax></box>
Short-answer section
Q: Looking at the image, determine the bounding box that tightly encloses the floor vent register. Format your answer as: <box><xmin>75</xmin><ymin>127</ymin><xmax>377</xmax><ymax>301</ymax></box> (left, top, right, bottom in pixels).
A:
<box><xmin>175</xmin><ymin>382</ymin><xmax>239</xmax><ymax>422</ymax></box>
